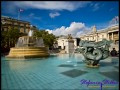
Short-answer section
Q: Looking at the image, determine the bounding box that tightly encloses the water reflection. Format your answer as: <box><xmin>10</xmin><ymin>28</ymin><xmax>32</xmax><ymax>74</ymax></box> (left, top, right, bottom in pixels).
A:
<box><xmin>1</xmin><ymin>54</ymin><xmax>119</xmax><ymax>73</ymax></box>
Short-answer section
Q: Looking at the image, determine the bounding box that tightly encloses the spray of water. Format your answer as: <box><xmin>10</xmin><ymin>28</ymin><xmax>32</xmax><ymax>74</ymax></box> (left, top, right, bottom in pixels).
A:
<box><xmin>15</xmin><ymin>30</ymin><xmax>44</xmax><ymax>47</ymax></box>
<box><xmin>67</xmin><ymin>49</ymin><xmax>78</xmax><ymax>67</ymax></box>
<box><xmin>28</xmin><ymin>30</ymin><xmax>33</xmax><ymax>37</ymax></box>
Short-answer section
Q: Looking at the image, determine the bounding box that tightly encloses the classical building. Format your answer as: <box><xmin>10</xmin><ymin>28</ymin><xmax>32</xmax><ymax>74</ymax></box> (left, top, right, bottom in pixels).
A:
<box><xmin>80</xmin><ymin>24</ymin><xmax>119</xmax><ymax>51</ymax></box>
<box><xmin>1</xmin><ymin>16</ymin><xmax>31</xmax><ymax>33</ymax></box>
<box><xmin>57</xmin><ymin>35</ymin><xmax>77</xmax><ymax>50</ymax></box>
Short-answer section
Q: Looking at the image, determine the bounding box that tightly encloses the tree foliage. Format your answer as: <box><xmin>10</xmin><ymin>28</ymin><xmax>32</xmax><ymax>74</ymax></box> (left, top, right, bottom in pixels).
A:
<box><xmin>33</xmin><ymin>30</ymin><xmax>56</xmax><ymax>48</ymax></box>
<box><xmin>1</xmin><ymin>28</ymin><xmax>56</xmax><ymax>53</ymax></box>
<box><xmin>1</xmin><ymin>27</ymin><xmax>26</xmax><ymax>49</ymax></box>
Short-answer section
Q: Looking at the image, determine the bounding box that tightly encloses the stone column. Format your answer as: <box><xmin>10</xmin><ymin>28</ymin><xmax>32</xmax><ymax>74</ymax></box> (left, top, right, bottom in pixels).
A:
<box><xmin>118</xmin><ymin>31</ymin><xmax>119</xmax><ymax>37</ymax></box>
<box><xmin>96</xmin><ymin>34</ymin><xmax>98</xmax><ymax>42</ymax></box>
<box><xmin>107</xmin><ymin>33</ymin><xmax>109</xmax><ymax>40</ymax></box>
<box><xmin>62</xmin><ymin>40</ymin><xmax>64</xmax><ymax>49</ymax></box>
<box><xmin>65</xmin><ymin>40</ymin><xmax>74</xmax><ymax>53</ymax></box>
<box><xmin>112</xmin><ymin>32</ymin><xmax>114</xmax><ymax>40</ymax></box>
<box><xmin>113</xmin><ymin>32</ymin><xmax>116</xmax><ymax>44</ymax></box>
<box><xmin>69</xmin><ymin>40</ymin><xmax>74</xmax><ymax>53</ymax></box>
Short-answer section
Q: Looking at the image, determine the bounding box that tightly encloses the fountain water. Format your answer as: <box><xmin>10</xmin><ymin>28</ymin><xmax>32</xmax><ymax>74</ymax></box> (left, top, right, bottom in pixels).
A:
<box><xmin>28</xmin><ymin>30</ymin><xmax>33</xmax><ymax>37</ymax></box>
<box><xmin>67</xmin><ymin>49</ymin><xmax>78</xmax><ymax>67</ymax></box>
<box><xmin>6</xmin><ymin>30</ymin><xmax>50</xmax><ymax>58</ymax></box>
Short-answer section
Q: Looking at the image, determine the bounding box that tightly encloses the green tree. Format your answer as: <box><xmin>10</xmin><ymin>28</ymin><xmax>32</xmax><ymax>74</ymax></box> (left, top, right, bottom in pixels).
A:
<box><xmin>33</xmin><ymin>30</ymin><xmax>56</xmax><ymax>48</ymax></box>
<box><xmin>1</xmin><ymin>31</ymin><xmax>8</xmax><ymax>48</ymax></box>
<box><xmin>1</xmin><ymin>27</ymin><xmax>26</xmax><ymax>51</ymax></box>
<box><xmin>7</xmin><ymin>27</ymin><xmax>20</xmax><ymax>47</ymax></box>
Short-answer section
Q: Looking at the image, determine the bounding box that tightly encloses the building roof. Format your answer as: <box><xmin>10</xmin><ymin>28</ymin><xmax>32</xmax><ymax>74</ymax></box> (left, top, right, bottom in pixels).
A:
<box><xmin>58</xmin><ymin>35</ymin><xmax>67</xmax><ymax>39</ymax></box>
<box><xmin>1</xmin><ymin>16</ymin><xmax>30</xmax><ymax>24</ymax></box>
<box><xmin>80</xmin><ymin>24</ymin><xmax>119</xmax><ymax>37</ymax></box>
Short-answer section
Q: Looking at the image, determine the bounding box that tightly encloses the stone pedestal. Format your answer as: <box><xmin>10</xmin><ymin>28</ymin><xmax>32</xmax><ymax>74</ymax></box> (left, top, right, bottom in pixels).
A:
<box><xmin>6</xmin><ymin>47</ymin><xmax>50</xmax><ymax>58</ymax></box>
<box><xmin>65</xmin><ymin>40</ymin><xmax>74</xmax><ymax>53</ymax></box>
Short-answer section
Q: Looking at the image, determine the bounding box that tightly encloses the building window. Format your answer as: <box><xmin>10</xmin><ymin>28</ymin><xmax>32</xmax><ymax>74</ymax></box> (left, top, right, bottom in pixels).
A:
<box><xmin>7</xmin><ymin>21</ymin><xmax>12</xmax><ymax>24</ymax></box>
<box><xmin>25</xmin><ymin>29</ymin><xmax>30</xmax><ymax>33</ymax></box>
<box><xmin>20</xmin><ymin>24</ymin><xmax>24</xmax><ymax>26</ymax></box>
<box><xmin>58</xmin><ymin>46</ymin><xmax>61</xmax><ymax>49</ymax></box>
<box><xmin>14</xmin><ymin>22</ymin><xmax>18</xmax><ymax>25</ymax></box>
<box><xmin>1</xmin><ymin>28</ymin><xmax>4</xmax><ymax>31</ymax></box>
<box><xmin>26</xmin><ymin>24</ymin><xmax>30</xmax><ymax>27</ymax></box>
<box><xmin>20</xmin><ymin>28</ymin><xmax>24</xmax><ymax>33</ymax></box>
<box><xmin>4</xmin><ymin>28</ymin><xmax>8</xmax><ymax>31</ymax></box>
<box><xmin>115</xmin><ymin>41</ymin><xmax>119</xmax><ymax>45</ymax></box>
<box><xmin>102</xmin><ymin>35</ymin><xmax>104</xmax><ymax>38</ymax></box>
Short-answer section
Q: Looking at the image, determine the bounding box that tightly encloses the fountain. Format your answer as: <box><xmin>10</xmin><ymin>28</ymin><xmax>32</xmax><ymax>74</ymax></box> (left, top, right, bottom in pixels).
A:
<box><xmin>6</xmin><ymin>30</ymin><xmax>50</xmax><ymax>58</ymax></box>
<box><xmin>65</xmin><ymin>34</ymin><xmax>78</xmax><ymax>66</ymax></box>
<box><xmin>76</xmin><ymin>39</ymin><xmax>112</xmax><ymax>67</ymax></box>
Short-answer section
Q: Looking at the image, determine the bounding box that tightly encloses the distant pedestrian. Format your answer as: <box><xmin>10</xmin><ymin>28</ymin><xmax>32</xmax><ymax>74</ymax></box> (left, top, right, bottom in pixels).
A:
<box><xmin>110</xmin><ymin>48</ymin><xmax>118</xmax><ymax>56</ymax></box>
<box><xmin>117</xmin><ymin>50</ymin><xmax>119</xmax><ymax>56</ymax></box>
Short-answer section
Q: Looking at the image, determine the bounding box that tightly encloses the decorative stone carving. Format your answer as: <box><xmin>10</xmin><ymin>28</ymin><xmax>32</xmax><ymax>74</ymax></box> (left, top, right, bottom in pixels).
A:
<box><xmin>67</xmin><ymin>34</ymin><xmax>74</xmax><ymax>42</ymax></box>
<box><xmin>67</xmin><ymin>34</ymin><xmax>73</xmax><ymax>39</ymax></box>
<box><xmin>65</xmin><ymin>34</ymin><xmax>74</xmax><ymax>53</ymax></box>
<box><xmin>76</xmin><ymin>39</ymin><xmax>112</xmax><ymax>66</ymax></box>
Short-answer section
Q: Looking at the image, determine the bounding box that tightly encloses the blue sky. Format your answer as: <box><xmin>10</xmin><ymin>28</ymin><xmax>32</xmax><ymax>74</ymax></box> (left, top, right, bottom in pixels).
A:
<box><xmin>1</xmin><ymin>1</ymin><xmax>119</xmax><ymax>37</ymax></box>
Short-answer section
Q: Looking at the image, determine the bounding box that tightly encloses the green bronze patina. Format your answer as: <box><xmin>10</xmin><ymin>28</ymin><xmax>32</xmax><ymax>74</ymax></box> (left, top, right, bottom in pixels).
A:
<box><xmin>76</xmin><ymin>39</ymin><xmax>112</xmax><ymax>66</ymax></box>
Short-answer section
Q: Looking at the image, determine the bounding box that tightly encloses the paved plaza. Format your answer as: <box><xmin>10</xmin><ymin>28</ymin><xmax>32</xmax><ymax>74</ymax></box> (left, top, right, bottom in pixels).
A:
<box><xmin>1</xmin><ymin>54</ymin><xmax>119</xmax><ymax>90</ymax></box>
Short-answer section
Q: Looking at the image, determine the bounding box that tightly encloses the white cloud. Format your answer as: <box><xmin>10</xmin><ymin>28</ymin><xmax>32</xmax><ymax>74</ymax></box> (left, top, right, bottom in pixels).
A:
<box><xmin>28</xmin><ymin>13</ymin><xmax>41</xmax><ymax>20</ymax></box>
<box><xmin>89</xmin><ymin>3</ymin><xmax>105</xmax><ymax>12</ymax></box>
<box><xmin>2</xmin><ymin>1</ymin><xmax>91</xmax><ymax>15</ymax></box>
<box><xmin>46</xmin><ymin>29</ymin><xmax>52</xmax><ymax>34</ymax></box>
<box><xmin>1</xmin><ymin>1</ymin><xmax>18</xmax><ymax>15</ymax></box>
<box><xmin>34</xmin><ymin>16</ymin><xmax>41</xmax><ymax>20</ymax></box>
<box><xmin>109</xmin><ymin>16</ymin><xmax>119</xmax><ymax>25</ymax></box>
<box><xmin>109</xmin><ymin>8</ymin><xmax>114</xmax><ymax>12</ymax></box>
<box><xmin>46</xmin><ymin>22</ymin><xmax>91</xmax><ymax>37</ymax></box>
<box><xmin>16</xmin><ymin>1</ymin><xmax>91</xmax><ymax>11</ymax></box>
<box><xmin>29</xmin><ymin>13</ymin><xmax>34</xmax><ymax>17</ymax></box>
<box><xmin>49</xmin><ymin>12</ymin><xmax>60</xmax><ymax>18</ymax></box>
<box><xmin>92</xmin><ymin>3</ymin><xmax>100</xmax><ymax>11</ymax></box>
<box><xmin>90</xmin><ymin>3</ymin><xmax>94</xmax><ymax>6</ymax></box>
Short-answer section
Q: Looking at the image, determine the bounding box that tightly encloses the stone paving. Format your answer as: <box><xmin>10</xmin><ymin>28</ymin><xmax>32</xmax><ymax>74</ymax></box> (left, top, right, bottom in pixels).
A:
<box><xmin>1</xmin><ymin>54</ymin><xmax>119</xmax><ymax>90</ymax></box>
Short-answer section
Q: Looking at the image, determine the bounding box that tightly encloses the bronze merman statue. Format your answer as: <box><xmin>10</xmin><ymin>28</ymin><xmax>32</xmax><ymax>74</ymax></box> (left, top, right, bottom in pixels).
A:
<box><xmin>76</xmin><ymin>39</ymin><xmax>112</xmax><ymax>67</ymax></box>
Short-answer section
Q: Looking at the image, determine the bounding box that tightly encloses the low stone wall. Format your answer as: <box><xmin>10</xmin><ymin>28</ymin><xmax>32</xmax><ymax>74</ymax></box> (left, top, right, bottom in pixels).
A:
<box><xmin>109</xmin><ymin>44</ymin><xmax>119</xmax><ymax>51</ymax></box>
<box><xmin>6</xmin><ymin>47</ymin><xmax>50</xmax><ymax>58</ymax></box>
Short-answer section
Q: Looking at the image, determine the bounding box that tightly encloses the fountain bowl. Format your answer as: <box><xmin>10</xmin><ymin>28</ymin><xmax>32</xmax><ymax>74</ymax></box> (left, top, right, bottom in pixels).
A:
<box><xmin>6</xmin><ymin>30</ymin><xmax>50</xmax><ymax>59</ymax></box>
<box><xmin>86</xmin><ymin>64</ymin><xmax>100</xmax><ymax>68</ymax></box>
<box><xmin>6</xmin><ymin>47</ymin><xmax>49</xmax><ymax>58</ymax></box>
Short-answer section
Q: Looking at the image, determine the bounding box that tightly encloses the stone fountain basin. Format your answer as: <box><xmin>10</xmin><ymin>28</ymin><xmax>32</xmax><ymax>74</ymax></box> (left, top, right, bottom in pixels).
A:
<box><xmin>6</xmin><ymin>47</ymin><xmax>50</xmax><ymax>58</ymax></box>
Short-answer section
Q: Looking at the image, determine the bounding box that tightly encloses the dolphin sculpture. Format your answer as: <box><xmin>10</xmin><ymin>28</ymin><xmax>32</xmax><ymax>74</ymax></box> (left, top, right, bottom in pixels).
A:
<box><xmin>76</xmin><ymin>39</ymin><xmax>112</xmax><ymax>66</ymax></box>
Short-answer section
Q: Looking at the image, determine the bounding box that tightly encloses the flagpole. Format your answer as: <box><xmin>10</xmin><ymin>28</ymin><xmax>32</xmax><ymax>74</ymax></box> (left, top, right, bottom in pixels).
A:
<box><xmin>115</xmin><ymin>16</ymin><xmax>116</xmax><ymax>25</ymax></box>
<box><xmin>18</xmin><ymin>10</ymin><xmax>20</xmax><ymax>20</ymax></box>
<box><xmin>18</xmin><ymin>9</ymin><xmax>20</xmax><ymax>32</ymax></box>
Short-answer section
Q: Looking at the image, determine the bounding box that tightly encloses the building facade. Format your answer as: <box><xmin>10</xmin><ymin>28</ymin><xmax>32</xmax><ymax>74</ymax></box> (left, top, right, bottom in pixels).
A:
<box><xmin>57</xmin><ymin>35</ymin><xmax>77</xmax><ymax>50</ymax></box>
<box><xmin>80</xmin><ymin>24</ymin><xmax>119</xmax><ymax>51</ymax></box>
<box><xmin>1</xmin><ymin>16</ymin><xmax>31</xmax><ymax>33</ymax></box>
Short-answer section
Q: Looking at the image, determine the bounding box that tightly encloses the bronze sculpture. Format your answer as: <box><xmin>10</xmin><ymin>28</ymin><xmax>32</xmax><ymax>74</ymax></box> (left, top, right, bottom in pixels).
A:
<box><xmin>76</xmin><ymin>39</ymin><xmax>112</xmax><ymax>66</ymax></box>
